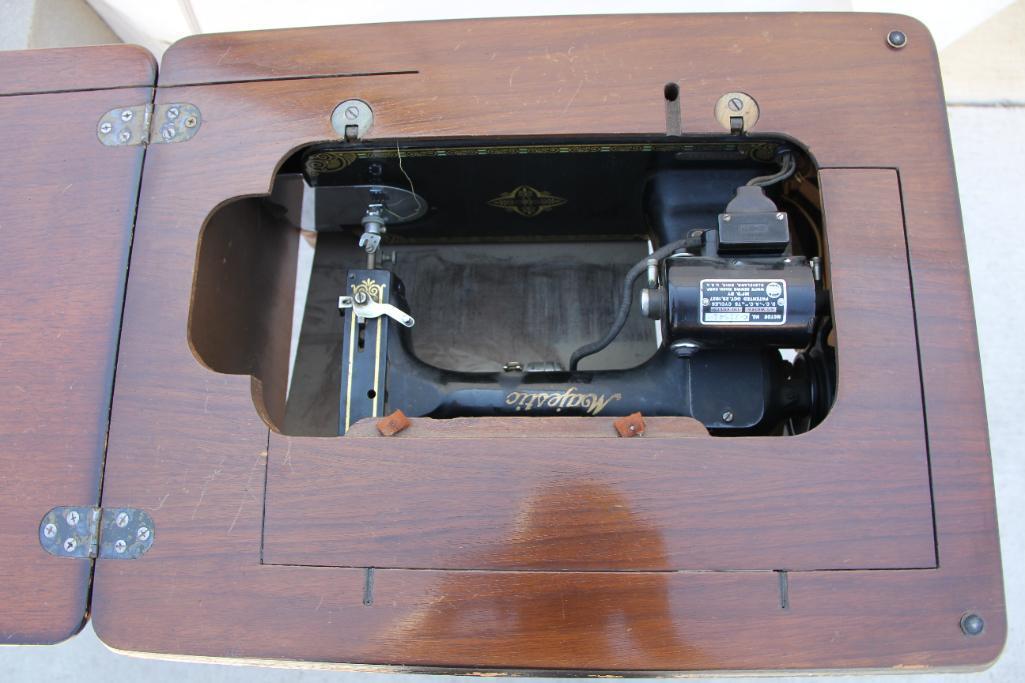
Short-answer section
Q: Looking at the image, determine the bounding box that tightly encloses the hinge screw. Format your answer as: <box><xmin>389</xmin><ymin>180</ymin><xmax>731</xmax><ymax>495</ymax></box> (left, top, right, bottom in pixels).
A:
<box><xmin>43</xmin><ymin>523</ymin><xmax>58</xmax><ymax>538</ymax></box>
<box><xmin>120</xmin><ymin>109</ymin><xmax>133</xmax><ymax>121</ymax></box>
<box><xmin>99</xmin><ymin>122</ymin><xmax>112</xmax><ymax>134</ymax></box>
<box><xmin>137</xmin><ymin>526</ymin><xmax>151</xmax><ymax>541</ymax></box>
<box><xmin>113</xmin><ymin>539</ymin><xmax>127</xmax><ymax>554</ymax></box>
<box><xmin>65</xmin><ymin>510</ymin><xmax>80</xmax><ymax>525</ymax></box>
<box><xmin>161</xmin><ymin>124</ymin><xmax>176</xmax><ymax>141</ymax></box>
<box><xmin>63</xmin><ymin>538</ymin><xmax>77</xmax><ymax>552</ymax></box>
<box><xmin>722</xmin><ymin>410</ymin><xmax>735</xmax><ymax>423</ymax></box>
<box><xmin>183</xmin><ymin>115</ymin><xmax>198</xmax><ymax>129</ymax></box>
<box><xmin>776</xmin><ymin>212</ymin><xmax>786</xmax><ymax>220</ymax></box>
<box><xmin>115</xmin><ymin>511</ymin><xmax>130</xmax><ymax>528</ymax></box>
<box><xmin>722</xmin><ymin>214</ymin><xmax>732</xmax><ymax>222</ymax></box>
<box><xmin>166</xmin><ymin>106</ymin><xmax>180</xmax><ymax>120</ymax></box>
<box><xmin>118</xmin><ymin>130</ymin><xmax>132</xmax><ymax>144</ymax></box>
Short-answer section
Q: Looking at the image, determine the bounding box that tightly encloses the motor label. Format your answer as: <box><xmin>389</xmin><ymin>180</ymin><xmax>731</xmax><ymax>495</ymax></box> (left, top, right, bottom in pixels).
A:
<box><xmin>700</xmin><ymin>278</ymin><xmax>787</xmax><ymax>325</ymax></box>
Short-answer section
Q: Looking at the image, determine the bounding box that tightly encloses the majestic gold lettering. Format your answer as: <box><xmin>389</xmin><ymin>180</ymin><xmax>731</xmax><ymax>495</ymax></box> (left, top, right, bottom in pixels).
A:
<box><xmin>502</xmin><ymin>387</ymin><xmax>622</xmax><ymax>416</ymax></box>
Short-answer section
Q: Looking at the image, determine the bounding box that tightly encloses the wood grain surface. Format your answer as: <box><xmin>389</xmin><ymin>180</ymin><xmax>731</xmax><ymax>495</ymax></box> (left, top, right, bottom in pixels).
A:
<box><xmin>89</xmin><ymin>13</ymin><xmax>1004</xmax><ymax>672</ymax></box>
<box><xmin>0</xmin><ymin>46</ymin><xmax>153</xmax><ymax>644</ymax></box>
<box><xmin>0</xmin><ymin>44</ymin><xmax>154</xmax><ymax>96</ymax></box>
<box><xmin>345</xmin><ymin>416</ymin><xmax>708</xmax><ymax>438</ymax></box>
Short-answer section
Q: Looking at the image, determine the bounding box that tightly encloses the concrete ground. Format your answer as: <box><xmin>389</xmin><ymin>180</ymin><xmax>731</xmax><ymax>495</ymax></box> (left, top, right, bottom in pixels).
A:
<box><xmin>0</xmin><ymin>101</ymin><xmax>1021</xmax><ymax>683</ymax></box>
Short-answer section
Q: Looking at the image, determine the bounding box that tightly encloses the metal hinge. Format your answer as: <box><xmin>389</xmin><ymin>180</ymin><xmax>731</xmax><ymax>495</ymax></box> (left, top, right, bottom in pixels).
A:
<box><xmin>39</xmin><ymin>506</ymin><xmax>155</xmax><ymax>560</ymax></box>
<box><xmin>97</xmin><ymin>103</ymin><xmax>201</xmax><ymax>147</ymax></box>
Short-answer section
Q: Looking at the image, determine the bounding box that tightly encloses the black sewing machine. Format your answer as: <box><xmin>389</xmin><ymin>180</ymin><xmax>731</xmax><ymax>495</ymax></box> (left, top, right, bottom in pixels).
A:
<box><xmin>269</xmin><ymin>136</ymin><xmax>834</xmax><ymax>436</ymax></box>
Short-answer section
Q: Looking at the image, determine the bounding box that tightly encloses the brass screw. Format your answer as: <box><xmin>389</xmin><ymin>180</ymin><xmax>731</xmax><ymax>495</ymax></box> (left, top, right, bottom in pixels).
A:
<box><xmin>184</xmin><ymin>115</ymin><xmax>198</xmax><ymax>128</ymax></box>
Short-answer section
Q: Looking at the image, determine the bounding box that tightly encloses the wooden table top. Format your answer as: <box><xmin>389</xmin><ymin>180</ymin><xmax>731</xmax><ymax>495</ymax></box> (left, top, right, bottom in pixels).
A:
<box><xmin>0</xmin><ymin>14</ymin><xmax>1004</xmax><ymax>673</ymax></box>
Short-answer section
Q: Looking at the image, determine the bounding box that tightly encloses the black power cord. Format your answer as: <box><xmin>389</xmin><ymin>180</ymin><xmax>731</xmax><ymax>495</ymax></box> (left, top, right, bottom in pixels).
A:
<box><xmin>746</xmin><ymin>151</ymin><xmax>796</xmax><ymax>187</ymax></box>
<box><xmin>568</xmin><ymin>237</ymin><xmax>696</xmax><ymax>372</ymax></box>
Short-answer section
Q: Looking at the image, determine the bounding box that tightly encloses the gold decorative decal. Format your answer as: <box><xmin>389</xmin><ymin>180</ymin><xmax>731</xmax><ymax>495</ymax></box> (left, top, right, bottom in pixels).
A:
<box><xmin>303</xmin><ymin>142</ymin><xmax>783</xmax><ymax>176</ymax></box>
<box><xmin>504</xmin><ymin>387</ymin><xmax>623</xmax><ymax>416</ymax></box>
<box><xmin>487</xmin><ymin>185</ymin><xmax>567</xmax><ymax>218</ymax></box>
<box><xmin>351</xmin><ymin>278</ymin><xmax>386</xmax><ymax>303</ymax></box>
<box><xmin>306</xmin><ymin>151</ymin><xmax>358</xmax><ymax>174</ymax></box>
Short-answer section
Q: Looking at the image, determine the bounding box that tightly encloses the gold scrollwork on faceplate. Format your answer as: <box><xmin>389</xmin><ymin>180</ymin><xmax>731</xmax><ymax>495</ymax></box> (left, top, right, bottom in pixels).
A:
<box><xmin>351</xmin><ymin>278</ymin><xmax>386</xmax><ymax>303</ymax></box>
<box><xmin>486</xmin><ymin>185</ymin><xmax>567</xmax><ymax>218</ymax></box>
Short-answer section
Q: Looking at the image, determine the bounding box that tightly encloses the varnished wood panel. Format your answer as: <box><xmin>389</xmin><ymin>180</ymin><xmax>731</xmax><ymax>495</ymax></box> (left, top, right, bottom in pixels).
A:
<box><xmin>346</xmin><ymin>416</ymin><xmax>708</xmax><ymax>438</ymax></box>
<box><xmin>0</xmin><ymin>45</ymin><xmax>152</xmax><ymax>643</ymax></box>
<box><xmin>187</xmin><ymin>198</ymin><xmax>299</xmax><ymax>429</ymax></box>
<box><xmin>91</xmin><ymin>14</ymin><xmax>1003</xmax><ymax>671</ymax></box>
<box><xmin>0</xmin><ymin>45</ymin><xmax>154</xmax><ymax>96</ymax></box>
<box><xmin>154</xmin><ymin>13</ymin><xmax>951</xmax><ymax>171</ymax></box>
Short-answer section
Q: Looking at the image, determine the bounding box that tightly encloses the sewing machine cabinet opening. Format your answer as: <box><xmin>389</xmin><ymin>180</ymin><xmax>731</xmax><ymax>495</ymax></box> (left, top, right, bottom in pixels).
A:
<box><xmin>188</xmin><ymin>135</ymin><xmax>833</xmax><ymax>437</ymax></box>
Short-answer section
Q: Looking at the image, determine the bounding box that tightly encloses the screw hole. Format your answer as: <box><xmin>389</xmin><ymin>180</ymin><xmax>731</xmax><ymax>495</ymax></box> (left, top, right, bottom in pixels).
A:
<box><xmin>367</xmin><ymin>389</ymin><xmax>377</xmax><ymax>399</ymax></box>
<box><xmin>663</xmin><ymin>82</ymin><xmax>680</xmax><ymax>102</ymax></box>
